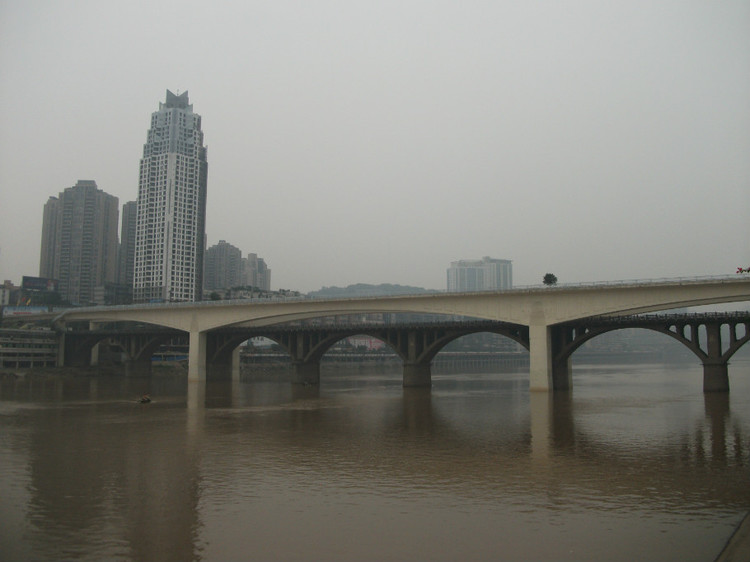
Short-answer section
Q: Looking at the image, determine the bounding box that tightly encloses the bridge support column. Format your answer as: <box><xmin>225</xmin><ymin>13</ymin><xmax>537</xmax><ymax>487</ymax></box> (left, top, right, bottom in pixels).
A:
<box><xmin>403</xmin><ymin>362</ymin><xmax>431</xmax><ymax>387</ymax></box>
<box><xmin>89</xmin><ymin>322</ymin><xmax>100</xmax><ymax>366</ymax></box>
<box><xmin>188</xmin><ymin>331</ymin><xmax>207</xmax><ymax>383</ymax></box>
<box><xmin>56</xmin><ymin>332</ymin><xmax>66</xmax><ymax>367</ymax></box>
<box><xmin>703</xmin><ymin>323</ymin><xmax>729</xmax><ymax>392</ymax></box>
<box><xmin>703</xmin><ymin>362</ymin><xmax>729</xmax><ymax>393</ymax></box>
<box><xmin>292</xmin><ymin>361</ymin><xmax>320</xmax><ymax>385</ymax></box>
<box><xmin>529</xmin><ymin>325</ymin><xmax>552</xmax><ymax>392</ymax></box>
<box><xmin>549</xmin><ymin>325</ymin><xmax>572</xmax><ymax>390</ymax></box>
<box><xmin>207</xmin><ymin>363</ymin><xmax>233</xmax><ymax>380</ymax></box>
<box><xmin>551</xmin><ymin>357</ymin><xmax>572</xmax><ymax>390</ymax></box>
<box><xmin>232</xmin><ymin>347</ymin><xmax>241</xmax><ymax>382</ymax></box>
<box><xmin>125</xmin><ymin>358</ymin><xmax>152</xmax><ymax>377</ymax></box>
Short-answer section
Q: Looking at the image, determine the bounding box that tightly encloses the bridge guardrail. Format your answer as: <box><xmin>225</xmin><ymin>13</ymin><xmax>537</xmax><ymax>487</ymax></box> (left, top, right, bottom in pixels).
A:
<box><xmin>51</xmin><ymin>274</ymin><xmax>750</xmax><ymax>318</ymax></box>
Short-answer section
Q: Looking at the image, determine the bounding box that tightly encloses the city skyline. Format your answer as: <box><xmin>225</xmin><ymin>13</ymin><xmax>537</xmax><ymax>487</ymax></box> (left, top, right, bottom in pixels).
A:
<box><xmin>1</xmin><ymin>1</ymin><xmax>748</xmax><ymax>293</ymax></box>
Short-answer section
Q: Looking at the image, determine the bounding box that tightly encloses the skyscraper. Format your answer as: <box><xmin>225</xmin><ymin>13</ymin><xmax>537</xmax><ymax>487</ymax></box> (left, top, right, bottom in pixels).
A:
<box><xmin>133</xmin><ymin>90</ymin><xmax>208</xmax><ymax>302</ymax></box>
<box><xmin>117</xmin><ymin>200</ymin><xmax>137</xmax><ymax>287</ymax></box>
<box><xmin>38</xmin><ymin>180</ymin><xmax>119</xmax><ymax>304</ymax></box>
<box><xmin>447</xmin><ymin>257</ymin><xmax>512</xmax><ymax>292</ymax></box>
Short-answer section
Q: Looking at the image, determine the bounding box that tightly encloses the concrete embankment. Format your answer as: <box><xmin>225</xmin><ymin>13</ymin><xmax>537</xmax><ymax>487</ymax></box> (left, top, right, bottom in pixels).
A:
<box><xmin>715</xmin><ymin>512</ymin><xmax>750</xmax><ymax>562</ymax></box>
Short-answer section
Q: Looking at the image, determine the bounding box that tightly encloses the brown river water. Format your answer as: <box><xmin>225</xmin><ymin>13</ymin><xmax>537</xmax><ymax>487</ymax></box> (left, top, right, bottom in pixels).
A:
<box><xmin>1</xmin><ymin>359</ymin><xmax>749</xmax><ymax>561</ymax></box>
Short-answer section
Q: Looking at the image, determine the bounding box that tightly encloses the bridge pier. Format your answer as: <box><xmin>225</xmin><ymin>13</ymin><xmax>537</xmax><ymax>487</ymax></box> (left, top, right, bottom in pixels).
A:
<box><xmin>403</xmin><ymin>362</ymin><xmax>431</xmax><ymax>387</ymax></box>
<box><xmin>703</xmin><ymin>362</ymin><xmax>729</xmax><ymax>393</ymax></box>
<box><xmin>207</xmin><ymin>362</ymin><xmax>233</xmax><ymax>381</ymax></box>
<box><xmin>188</xmin><ymin>331</ymin><xmax>207</xmax><ymax>382</ymax></box>
<box><xmin>56</xmin><ymin>332</ymin><xmax>66</xmax><ymax>367</ymax></box>
<box><xmin>529</xmin><ymin>325</ymin><xmax>553</xmax><ymax>392</ymax></box>
<box><xmin>703</xmin><ymin>323</ymin><xmax>730</xmax><ymax>392</ymax></box>
<box><xmin>125</xmin><ymin>356</ymin><xmax>152</xmax><ymax>377</ymax></box>
<box><xmin>206</xmin><ymin>347</ymin><xmax>241</xmax><ymax>381</ymax></box>
<box><xmin>551</xmin><ymin>357</ymin><xmax>572</xmax><ymax>390</ymax></box>
<box><xmin>292</xmin><ymin>361</ymin><xmax>320</xmax><ymax>385</ymax></box>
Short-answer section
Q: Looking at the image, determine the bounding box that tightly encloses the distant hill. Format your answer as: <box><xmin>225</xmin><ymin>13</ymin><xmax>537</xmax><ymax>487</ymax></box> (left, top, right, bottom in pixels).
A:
<box><xmin>307</xmin><ymin>283</ymin><xmax>439</xmax><ymax>298</ymax></box>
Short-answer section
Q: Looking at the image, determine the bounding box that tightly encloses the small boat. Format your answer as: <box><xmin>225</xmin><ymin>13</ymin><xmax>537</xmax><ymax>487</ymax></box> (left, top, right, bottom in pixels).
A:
<box><xmin>138</xmin><ymin>394</ymin><xmax>151</xmax><ymax>404</ymax></box>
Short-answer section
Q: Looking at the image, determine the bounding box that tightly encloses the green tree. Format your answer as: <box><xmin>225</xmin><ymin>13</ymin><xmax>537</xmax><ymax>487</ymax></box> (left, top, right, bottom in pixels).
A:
<box><xmin>543</xmin><ymin>273</ymin><xmax>558</xmax><ymax>286</ymax></box>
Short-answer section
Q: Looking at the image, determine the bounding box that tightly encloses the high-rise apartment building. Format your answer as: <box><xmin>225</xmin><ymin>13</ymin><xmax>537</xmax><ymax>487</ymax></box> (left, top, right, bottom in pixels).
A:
<box><xmin>39</xmin><ymin>197</ymin><xmax>60</xmax><ymax>280</ymax></box>
<box><xmin>204</xmin><ymin>240</ymin><xmax>243</xmax><ymax>290</ymax></box>
<box><xmin>38</xmin><ymin>180</ymin><xmax>119</xmax><ymax>304</ymax></box>
<box><xmin>134</xmin><ymin>90</ymin><xmax>208</xmax><ymax>302</ymax></box>
<box><xmin>447</xmin><ymin>257</ymin><xmax>512</xmax><ymax>292</ymax></box>
<box><xmin>118</xmin><ymin>200</ymin><xmax>137</xmax><ymax>287</ymax></box>
<box><xmin>244</xmin><ymin>253</ymin><xmax>271</xmax><ymax>291</ymax></box>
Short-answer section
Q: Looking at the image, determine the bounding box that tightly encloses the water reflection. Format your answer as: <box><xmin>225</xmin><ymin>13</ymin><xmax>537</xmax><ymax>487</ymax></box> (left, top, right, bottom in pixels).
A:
<box><xmin>1</xmin><ymin>362</ymin><xmax>748</xmax><ymax>561</ymax></box>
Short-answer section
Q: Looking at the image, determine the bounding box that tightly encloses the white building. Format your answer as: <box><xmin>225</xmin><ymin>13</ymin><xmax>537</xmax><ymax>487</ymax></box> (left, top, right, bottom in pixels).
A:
<box><xmin>447</xmin><ymin>257</ymin><xmax>512</xmax><ymax>292</ymax></box>
<box><xmin>134</xmin><ymin>91</ymin><xmax>208</xmax><ymax>302</ymax></box>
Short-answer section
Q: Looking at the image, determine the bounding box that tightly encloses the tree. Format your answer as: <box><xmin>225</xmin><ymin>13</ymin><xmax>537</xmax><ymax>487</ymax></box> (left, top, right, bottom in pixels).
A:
<box><xmin>543</xmin><ymin>273</ymin><xmax>558</xmax><ymax>286</ymax></box>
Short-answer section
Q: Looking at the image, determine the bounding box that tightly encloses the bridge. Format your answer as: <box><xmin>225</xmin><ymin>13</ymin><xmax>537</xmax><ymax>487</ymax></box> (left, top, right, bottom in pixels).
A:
<box><xmin>53</xmin><ymin>276</ymin><xmax>750</xmax><ymax>391</ymax></box>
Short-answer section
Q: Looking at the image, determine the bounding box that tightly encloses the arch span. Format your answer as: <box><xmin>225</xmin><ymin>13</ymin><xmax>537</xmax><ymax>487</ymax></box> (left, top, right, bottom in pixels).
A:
<box><xmin>204</xmin><ymin>321</ymin><xmax>530</xmax><ymax>386</ymax></box>
<box><xmin>551</xmin><ymin>314</ymin><xmax>750</xmax><ymax>391</ymax></box>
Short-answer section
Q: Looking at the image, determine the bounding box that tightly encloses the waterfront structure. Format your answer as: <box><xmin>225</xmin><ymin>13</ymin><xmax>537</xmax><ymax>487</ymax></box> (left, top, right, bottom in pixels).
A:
<box><xmin>54</xmin><ymin>277</ymin><xmax>750</xmax><ymax>391</ymax></box>
<box><xmin>133</xmin><ymin>90</ymin><xmax>208</xmax><ymax>302</ymax></box>
<box><xmin>204</xmin><ymin>240</ymin><xmax>243</xmax><ymax>291</ymax></box>
<box><xmin>447</xmin><ymin>257</ymin><xmax>512</xmax><ymax>291</ymax></box>
<box><xmin>118</xmin><ymin>201</ymin><xmax>137</xmax><ymax>287</ymax></box>
<box><xmin>243</xmin><ymin>253</ymin><xmax>271</xmax><ymax>291</ymax></box>
<box><xmin>38</xmin><ymin>180</ymin><xmax>119</xmax><ymax>304</ymax></box>
<box><xmin>0</xmin><ymin>329</ymin><xmax>57</xmax><ymax>368</ymax></box>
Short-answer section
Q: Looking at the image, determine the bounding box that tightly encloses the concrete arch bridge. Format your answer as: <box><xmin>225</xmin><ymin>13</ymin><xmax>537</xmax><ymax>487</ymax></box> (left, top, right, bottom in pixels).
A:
<box><xmin>55</xmin><ymin>277</ymin><xmax>750</xmax><ymax>391</ymax></box>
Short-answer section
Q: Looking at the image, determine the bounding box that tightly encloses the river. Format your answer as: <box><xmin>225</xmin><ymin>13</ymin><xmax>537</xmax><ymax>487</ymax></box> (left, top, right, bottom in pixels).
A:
<box><xmin>1</xmin><ymin>359</ymin><xmax>748</xmax><ymax>561</ymax></box>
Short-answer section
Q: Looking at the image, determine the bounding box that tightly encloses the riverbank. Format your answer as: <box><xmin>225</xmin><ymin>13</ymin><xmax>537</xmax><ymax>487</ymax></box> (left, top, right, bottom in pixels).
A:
<box><xmin>0</xmin><ymin>362</ymin><xmax>187</xmax><ymax>380</ymax></box>
<box><xmin>715</xmin><ymin>511</ymin><xmax>750</xmax><ymax>562</ymax></box>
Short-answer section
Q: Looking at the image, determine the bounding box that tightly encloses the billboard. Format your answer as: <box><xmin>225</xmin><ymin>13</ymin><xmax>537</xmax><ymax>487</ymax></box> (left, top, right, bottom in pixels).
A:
<box><xmin>2</xmin><ymin>306</ymin><xmax>49</xmax><ymax>317</ymax></box>
<box><xmin>22</xmin><ymin>276</ymin><xmax>58</xmax><ymax>292</ymax></box>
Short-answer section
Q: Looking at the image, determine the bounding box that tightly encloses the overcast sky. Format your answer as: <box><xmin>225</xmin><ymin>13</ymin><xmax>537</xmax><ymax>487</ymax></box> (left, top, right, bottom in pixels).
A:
<box><xmin>1</xmin><ymin>0</ymin><xmax>748</xmax><ymax>293</ymax></box>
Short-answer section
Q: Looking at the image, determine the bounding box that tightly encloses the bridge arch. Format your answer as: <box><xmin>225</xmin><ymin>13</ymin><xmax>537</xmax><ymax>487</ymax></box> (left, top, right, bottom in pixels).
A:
<box><xmin>203</xmin><ymin>321</ymin><xmax>530</xmax><ymax>385</ymax></box>
<box><xmin>268</xmin><ymin>323</ymin><xmax>528</xmax><ymax>386</ymax></box>
<box><xmin>63</xmin><ymin>330</ymin><xmax>183</xmax><ymax>375</ymax></box>
<box><xmin>550</xmin><ymin>315</ymin><xmax>750</xmax><ymax>391</ymax></box>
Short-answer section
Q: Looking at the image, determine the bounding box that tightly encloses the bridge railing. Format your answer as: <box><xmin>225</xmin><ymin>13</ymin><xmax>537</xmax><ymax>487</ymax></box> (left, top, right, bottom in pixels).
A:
<box><xmin>582</xmin><ymin>311</ymin><xmax>750</xmax><ymax>324</ymax></box>
<box><xmin>52</xmin><ymin>274</ymin><xmax>749</xmax><ymax>317</ymax></box>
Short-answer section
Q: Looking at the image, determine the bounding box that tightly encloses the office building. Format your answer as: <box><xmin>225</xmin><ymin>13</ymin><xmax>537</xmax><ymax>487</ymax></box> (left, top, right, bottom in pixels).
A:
<box><xmin>447</xmin><ymin>257</ymin><xmax>512</xmax><ymax>292</ymax></box>
<box><xmin>38</xmin><ymin>180</ymin><xmax>119</xmax><ymax>304</ymax></box>
<box><xmin>133</xmin><ymin>90</ymin><xmax>208</xmax><ymax>302</ymax></box>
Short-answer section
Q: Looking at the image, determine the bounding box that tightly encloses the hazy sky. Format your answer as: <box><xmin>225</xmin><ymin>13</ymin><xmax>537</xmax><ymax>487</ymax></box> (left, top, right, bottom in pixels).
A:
<box><xmin>1</xmin><ymin>1</ymin><xmax>748</xmax><ymax>292</ymax></box>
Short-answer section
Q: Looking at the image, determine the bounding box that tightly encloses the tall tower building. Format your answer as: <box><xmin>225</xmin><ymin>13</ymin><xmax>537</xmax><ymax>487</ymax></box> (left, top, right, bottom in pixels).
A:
<box><xmin>447</xmin><ymin>257</ymin><xmax>512</xmax><ymax>292</ymax></box>
<box><xmin>134</xmin><ymin>90</ymin><xmax>208</xmax><ymax>302</ymax></box>
<box><xmin>38</xmin><ymin>180</ymin><xmax>119</xmax><ymax>304</ymax></box>
<box><xmin>118</xmin><ymin>200</ymin><xmax>137</xmax><ymax>287</ymax></box>
<box><xmin>39</xmin><ymin>196</ymin><xmax>60</xmax><ymax>279</ymax></box>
